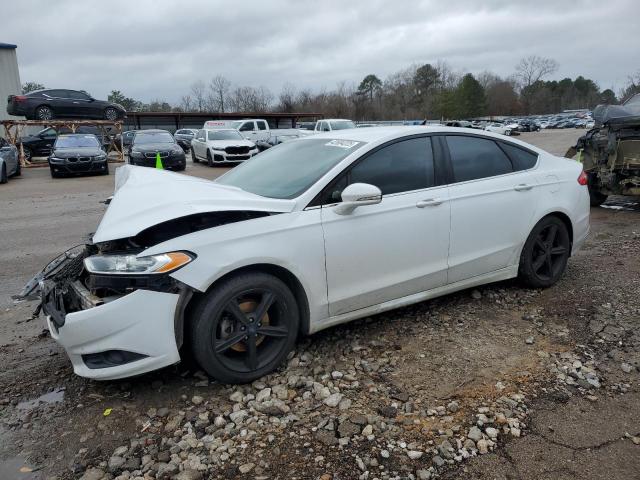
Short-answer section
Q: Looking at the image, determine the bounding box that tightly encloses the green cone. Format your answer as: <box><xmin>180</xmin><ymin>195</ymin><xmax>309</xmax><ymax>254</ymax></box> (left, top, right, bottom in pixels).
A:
<box><xmin>155</xmin><ymin>152</ymin><xmax>163</xmax><ymax>169</ymax></box>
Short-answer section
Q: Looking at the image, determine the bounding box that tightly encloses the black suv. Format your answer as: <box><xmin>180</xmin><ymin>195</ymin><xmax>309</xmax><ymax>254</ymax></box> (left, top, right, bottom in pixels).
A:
<box><xmin>19</xmin><ymin>126</ymin><xmax>113</xmax><ymax>161</ymax></box>
<box><xmin>7</xmin><ymin>89</ymin><xmax>126</xmax><ymax>121</ymax></box>
<box><xmin>48</xmin><ymin>134</ymin><xmax>109</xmax><ymax>178</ymax></box>
<box><xmin>128</xmin><ymin>130</ymin><xmax>186</xmax><ymax>171</ymax></box>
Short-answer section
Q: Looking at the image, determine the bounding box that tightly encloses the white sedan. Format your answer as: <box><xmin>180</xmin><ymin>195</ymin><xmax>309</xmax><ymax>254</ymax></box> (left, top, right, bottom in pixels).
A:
<box><xmin>484</xmin><ymin>123</ymin><xmax>512</xmax><ymax>136</ymax></box>
<box><xmin>190</xmin><ymin>128</ymin><xmax>259</xmax><ymax>165</ymax></box>
<box><xmin>22</xmin><ymin>127</ymin><xmax>590</xmax><ymax>382</ymax></box>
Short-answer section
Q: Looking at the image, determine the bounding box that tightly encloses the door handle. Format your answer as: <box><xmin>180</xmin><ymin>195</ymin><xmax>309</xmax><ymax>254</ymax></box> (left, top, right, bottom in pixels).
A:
<box><xmin>514</xmin><ymin>184</ymin><xmax>533</xmax><ymax>192</ymax></box>
<box><xmin>416</xmin><ymin>198</ymin><xmax>444</xmax><ymax>208</ymax></box>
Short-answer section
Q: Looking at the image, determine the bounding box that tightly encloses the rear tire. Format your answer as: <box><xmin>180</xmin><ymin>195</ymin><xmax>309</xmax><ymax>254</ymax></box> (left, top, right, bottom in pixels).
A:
<box><xmin>518</xmin><ymin>216</ymin><xmax>570</xmax><ymax>288</ymax></box>
<box><xmin>35</xmin><ymin>105</ymin><xmax>54</xmax><ymax>121</ymax></box>
<box><xmin>0</xmin><ymin>164</ymin><xmax>7</xmax><ymax>184</ymax></box>
<box><xmin>104</xmin><ymin>107</ymin><xmax>118</xmax><ymax>121</ymax></box>
<box><xmin>189</xmin><ymin>272</ymin><xmax>299</xmax><ymax>384</ymax></box>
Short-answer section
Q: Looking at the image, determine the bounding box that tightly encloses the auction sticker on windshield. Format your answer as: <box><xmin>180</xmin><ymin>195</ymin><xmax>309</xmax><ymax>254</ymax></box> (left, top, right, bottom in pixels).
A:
<box><xmin>325</xmin><ymin>139</ymin><xmax>360</xmax><ymax>149</ymax></box>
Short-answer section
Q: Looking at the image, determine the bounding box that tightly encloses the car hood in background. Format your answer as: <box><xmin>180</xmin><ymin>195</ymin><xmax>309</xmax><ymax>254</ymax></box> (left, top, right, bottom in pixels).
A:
<box><xmin>92</xmin><ymin>165</ymin><xmax>295</xmax><ymax>243</ymax></box>
<box><xmin>131</xmin><ymin>143</ymin><xmax>181</xmax><ymax>153</ymax></box>
<box><xmin>207</xmin><ymin>139</ymin><xmax>256</xmax><ymax>148</ymax></box>
<box><xmin>51</xmin><ymin>147</ymin><xmax>105</xmax><ymax>158</ymax></box>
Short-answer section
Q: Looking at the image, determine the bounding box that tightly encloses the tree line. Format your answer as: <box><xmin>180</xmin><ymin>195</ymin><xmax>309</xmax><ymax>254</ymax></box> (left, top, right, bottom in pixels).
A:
<box><xmin>22</xmin><ymin>57</ymin><xmax>640</xmax><ymax>120</ymax></box>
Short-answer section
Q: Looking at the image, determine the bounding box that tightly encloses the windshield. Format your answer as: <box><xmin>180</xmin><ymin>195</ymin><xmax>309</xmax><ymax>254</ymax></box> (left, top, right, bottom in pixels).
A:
<box><xmin>133</xmin><ymin>132</ymin><xmax>175</xmax><ymax>145</ymax></box>
<box><xmin>55</xmin><ymin>135</ymin><xmax>100</xmax><ymax>148</ymax></box>
<box><xmin>217</xmin><ymin>138</ymin><xmax>364</xmax><ymax>199</ymax></box>
<box><xmin>329</xmin><ymin>120</ymin><xmax>356</xmax><ymax>130</ymax></box>
<box><xmin>208</xmin><ymin>130</ymin><xmax>243</xmax><ymax>141</ymax></box>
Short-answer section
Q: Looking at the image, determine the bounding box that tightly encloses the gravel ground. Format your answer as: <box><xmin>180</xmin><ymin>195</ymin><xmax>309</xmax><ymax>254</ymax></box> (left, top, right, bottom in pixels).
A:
<box><xmin>0</xmin><ymin>129</ymin><xmax>638</xmax><ymax>480</ymax></box>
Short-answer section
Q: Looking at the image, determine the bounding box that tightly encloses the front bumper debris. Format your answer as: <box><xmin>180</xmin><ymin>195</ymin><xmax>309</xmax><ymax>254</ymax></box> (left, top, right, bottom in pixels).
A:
<box><xmin>17</xmin><ymin>245</ymin><xmax>187</xmax><ymax>379</ymax></box>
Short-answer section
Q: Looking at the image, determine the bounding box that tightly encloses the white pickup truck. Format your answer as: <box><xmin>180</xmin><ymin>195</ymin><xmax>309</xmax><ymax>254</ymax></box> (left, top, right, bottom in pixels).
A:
<box><xmin>204</xmin><ymin>119</ymin><xmax>275</xmax><ymax>142</ymax></box>
<box><xmin>312</xmin><ymin>118</ymin><xmax>357</xmax><ymax>133</ymax></box>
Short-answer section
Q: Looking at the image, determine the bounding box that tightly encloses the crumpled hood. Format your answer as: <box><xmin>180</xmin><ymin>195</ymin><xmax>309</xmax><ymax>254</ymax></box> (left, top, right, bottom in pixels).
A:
<box><xmin>92</xmin><ymin>165</ymin><xmax>295</xmax><ymax>243</ymax></box>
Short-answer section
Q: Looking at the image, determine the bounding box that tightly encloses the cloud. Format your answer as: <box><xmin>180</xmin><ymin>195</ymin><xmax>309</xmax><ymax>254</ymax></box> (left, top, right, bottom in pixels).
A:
<box><xmin>3</xmin><ymin>0</ymin><xmax>638</xmax><ymax>103</ymax></box>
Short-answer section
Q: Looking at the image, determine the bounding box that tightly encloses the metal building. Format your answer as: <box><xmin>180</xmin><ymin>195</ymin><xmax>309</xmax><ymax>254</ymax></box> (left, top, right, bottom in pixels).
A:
<box><xmin>0</xmin><ymin>42</ymin><xmax>21</xmax><ymax>126</ymax></box>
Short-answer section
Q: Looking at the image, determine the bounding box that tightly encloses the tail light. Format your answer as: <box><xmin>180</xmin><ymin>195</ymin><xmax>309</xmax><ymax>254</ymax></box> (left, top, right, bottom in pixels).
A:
<box><xmin>12</xmin><ymin>95</ymin><xmax>28</xmax><ymax>102</ymax></box>
<box><xmin>577</xmin><ymin>171</ymin><xmax>588</xmax><ymax>186</ymax></box>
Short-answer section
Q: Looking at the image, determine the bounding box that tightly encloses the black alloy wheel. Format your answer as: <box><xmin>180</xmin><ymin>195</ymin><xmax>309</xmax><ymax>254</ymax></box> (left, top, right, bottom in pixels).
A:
<box><xmin>21</xmin><ymin>146</ymin><xmax>32</xmax><ymax>162</ymax></box>
<box><xmin>36</xmin><ymin>105</ymin><xmax>54</xmax><ymax>121</ymax></box>
<box><xmin>519</xmin><ymin>216</ymin><xmax>570</xmax><ymax>288</ymax></box>
<box><xmin>190</xmin><ymin>272</ymin><xmax>299</xmax><ymax>384</ymax></box>
<box><xmin>104</xmin><ymin>107</ymin><xmax>118</xmax><ymax>121</ymax></box>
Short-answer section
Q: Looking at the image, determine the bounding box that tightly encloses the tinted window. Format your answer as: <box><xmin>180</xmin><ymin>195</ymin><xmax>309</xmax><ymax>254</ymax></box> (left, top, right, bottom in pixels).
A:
<box><xmin>329</xmin><ymin>120</ymin><xmax>356</xmax><ymax>130</ymax></box>
<box><xmin>500</xmin><ymin>143</ymin><xmax>538</xmax><ymax>171</ymax></box>
<box><xmin>133</xmin><ymin>132</ymin><xmax>175</xmax><ymax>145</ymax></box>
<box><xmin>239</xmin><ymin>122</ymin><xmax>254</xmax><ymax>132</ymax></box>
<box><xmin>67</xmin><ymin>91</ymin><xmax>90</xmax><ymax>100</ymax></box>
<box><xmin>55</xmin><ymin>135</ymin><xmax>100</xmax><ymax>148</ymax></box>
<box><xmin>208</xmin><ymin>130</ymin><xmax>243</xmax><ymax>140</ymax></box>
<box><xmin>446</xmin><ymin>136</ymin><xmax>512</xmax><ymax>182</ymax></box>
<box><xmin>42</xmin><ymin>90</ymin><xmax>65</xmax><ymax>98</ymax></box>
<box><xmin>257</xmin><ymin>121</ymin><xmax>268</xmax><ymax>131</ymax></box>
<box><xmin>349</xmin><ymin>137</ymin><xmax>434</xmax><ymax>195</ymax></box>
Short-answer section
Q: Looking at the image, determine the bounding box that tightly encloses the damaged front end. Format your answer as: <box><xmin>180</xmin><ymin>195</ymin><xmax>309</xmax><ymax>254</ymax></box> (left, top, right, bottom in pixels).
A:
<box><xmin>14</xmin><ymin>165</ymin><xmax>295</xmax><ymax>379</ymax></box>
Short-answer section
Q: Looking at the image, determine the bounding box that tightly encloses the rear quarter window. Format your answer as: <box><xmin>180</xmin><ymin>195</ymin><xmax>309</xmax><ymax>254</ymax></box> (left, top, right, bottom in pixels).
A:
<box><xmin>499</xmin><ymin>143</ymin><xmax>538</xmax><ymax>171</ymax></box>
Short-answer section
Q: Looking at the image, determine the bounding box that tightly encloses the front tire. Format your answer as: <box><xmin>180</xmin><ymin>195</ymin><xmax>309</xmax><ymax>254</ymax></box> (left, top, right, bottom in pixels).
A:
<box><xmin>35</xmin><ymin>105</ymin><xmax>54</xmax><ymax>121</ymax></box>
<box><xmin>206</xmin><ymin>150</ymin><xmax>213</xmax><ymax>167</ymax></box>
<box><xmin>49</xmin><ymin>166</ymin><xmax>62</xmax><ymax>178</ymax></box>
<box><xmin>21</xmin><ymin>146</ymin><xmax>32</xmax><ymax>162</ymax></box>
<box><xmin>189</xmin><ymin>272</ymin><xmax>299</xmax><ymax>384</ymax></box>
<box><xmin>518</xmin><ymin>216</ymin><xmax>570</xmax><ymax>288</ymax></box>
<box><xmin>191</xmin><ymin>148</ymin><xmax>199</xmax><ymax>163</ymax></box>
<box><xmin>0</xmin><ymin>164</ymin><xmax>7</xmax><ymax>184</ymax></box>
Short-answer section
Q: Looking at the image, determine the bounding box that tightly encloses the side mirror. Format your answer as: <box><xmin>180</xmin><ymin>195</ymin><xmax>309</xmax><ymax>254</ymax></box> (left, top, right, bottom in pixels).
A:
<box><xmin>334</xmin><ymin>183</ymin><xmax>382</xmax><ymax>215</ymax></box>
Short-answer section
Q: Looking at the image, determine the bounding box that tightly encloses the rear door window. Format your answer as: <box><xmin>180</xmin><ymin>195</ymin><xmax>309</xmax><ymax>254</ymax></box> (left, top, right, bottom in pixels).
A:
<box><xmin>446</xmin><ymin>135</ymin><xmax>513</xmax><ymax>182</ymax></box>
<box><xmin>257</xmin><ymin>121</ymin><xmax>268</xmax><ymax>131</ymax></box>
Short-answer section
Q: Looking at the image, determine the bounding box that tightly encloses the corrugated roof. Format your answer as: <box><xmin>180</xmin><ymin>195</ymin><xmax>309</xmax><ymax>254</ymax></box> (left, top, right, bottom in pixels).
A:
<box><xmin>0</xmin><ymin>43</ymin><xmax>18</xmax><ymax>49</ymax></box>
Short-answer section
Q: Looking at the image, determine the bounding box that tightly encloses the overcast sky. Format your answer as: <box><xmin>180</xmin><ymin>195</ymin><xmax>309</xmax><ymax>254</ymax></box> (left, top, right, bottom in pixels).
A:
<box><xmin>3</xmin><ymin>0</ymin><xmax>639</xmax><ymax>103</ymax></box>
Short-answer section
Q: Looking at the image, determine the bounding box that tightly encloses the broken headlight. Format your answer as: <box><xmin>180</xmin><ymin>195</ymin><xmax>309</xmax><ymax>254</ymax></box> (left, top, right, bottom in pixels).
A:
<box><xmin>84</xmin><ymin>252</ymin><xmax>193</xmax><ymax>275</ymax></box>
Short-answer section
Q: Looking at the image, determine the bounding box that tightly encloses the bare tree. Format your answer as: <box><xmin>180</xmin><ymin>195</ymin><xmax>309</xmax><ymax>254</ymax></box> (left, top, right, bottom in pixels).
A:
<box><xmin>278</xmin><ymin>83</ymin><xmax>297</xmax><ymax>112</ymax></box>
<box><xmin>190</xmin><ymin>80</ymin><xmax>206</xmax><ymax>112</ymax></box>
<box><xmin>208</xmin><ymin>75</ymin><xmax>231</xmax><ymax>112</ymax></box>
<box><xmin>515</xmin><ymin>55</ymin><xmax>559</xmax><ymax>89</ymax></box>
<box><xmin>179</xmin><ymin>95</ymin><xmax>194</xmax><ymax>112</ymax></box>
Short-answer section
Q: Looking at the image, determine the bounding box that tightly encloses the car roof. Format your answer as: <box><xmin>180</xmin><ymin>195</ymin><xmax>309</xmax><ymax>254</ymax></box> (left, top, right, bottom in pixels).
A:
<box><xmin>310</xmin><ymin>126</ymin><xmax>547</xmax><ymax>154</ymax></box>
<box><xmin>203</xmin><ymin>128</ymin><xmax>239</xmax><ymax>133</ymax></box>
<box><xmin>57</xmin><ymin>133</ymin><xmax>98</xmax><ymax>137</ymax></box>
